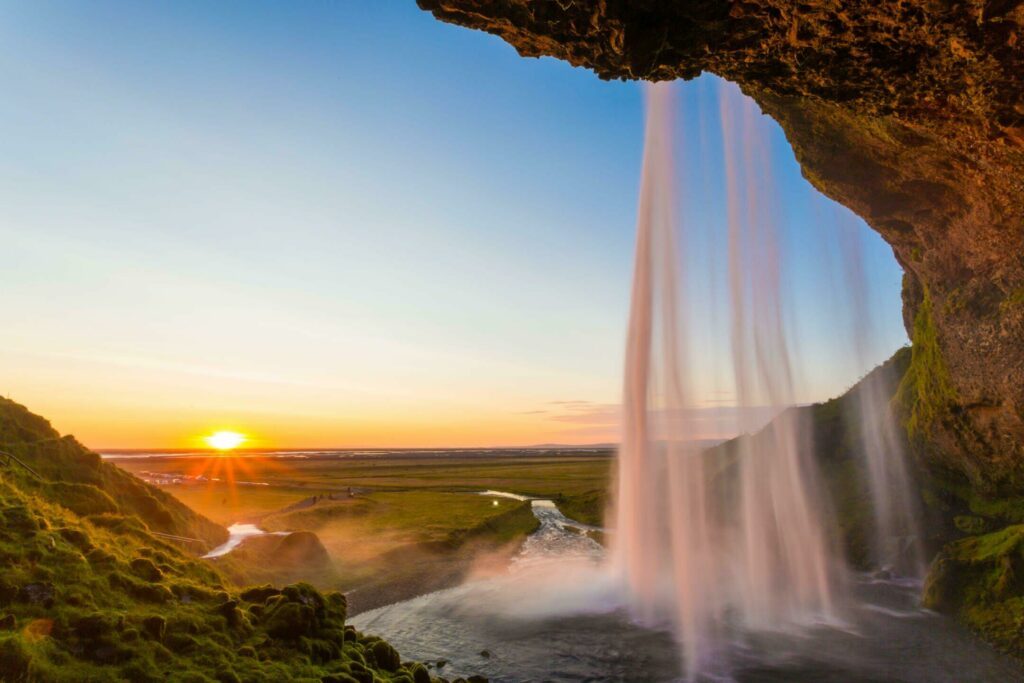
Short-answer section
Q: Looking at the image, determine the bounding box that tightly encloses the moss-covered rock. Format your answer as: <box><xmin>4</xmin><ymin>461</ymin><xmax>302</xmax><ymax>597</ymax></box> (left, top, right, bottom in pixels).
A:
<box><xmin>370</xmin><ymin>639</ymin><xmax>402</xmax><ymax>672</ymax></box>
<box><xmin>924</xmin><ymin>525</ymin><xmax>1024</xmax><ymax>655</ymax></box>
<box><xmin>240</xmin><ymin>585</ymin><xmax>281</xmax><ymax>603</ymax></box>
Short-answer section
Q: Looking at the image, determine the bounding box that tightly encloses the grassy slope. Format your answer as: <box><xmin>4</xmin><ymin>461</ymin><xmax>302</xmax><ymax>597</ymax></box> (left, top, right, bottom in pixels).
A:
<box><xmin>0</xmin><ymin>399</ymin><xmax>470</xmax><ymax>683</ymax></box>
<box><xmin>256</xmin><ymin>492</ymin><xmax>539</xmax><ymax>613</ymax></box>
<box><xmin>554</xmin><ymin>489</ymin><xmax>606</xmax><ymax>527</ymax></box>
<box><xmin>0</xmin><ymin>398</ymin><xmax>227</xmax><ymax>550</ymax></box>
<box><xmin>212</xmin><ymin>532</ymin><xmax>341</xmax><ymax>592</ymax></box>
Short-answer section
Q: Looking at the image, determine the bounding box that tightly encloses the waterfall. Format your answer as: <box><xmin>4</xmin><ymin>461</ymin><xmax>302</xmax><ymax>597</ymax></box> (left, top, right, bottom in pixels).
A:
<box><xmin>612</xmin><ymin>80</ymin><xmax>844</xmax><ymax>681</ymax></box>
<box><xmin>837</xmin><ymin>213</ymin><xmax>927</xmax><ymax>577</ymax></box>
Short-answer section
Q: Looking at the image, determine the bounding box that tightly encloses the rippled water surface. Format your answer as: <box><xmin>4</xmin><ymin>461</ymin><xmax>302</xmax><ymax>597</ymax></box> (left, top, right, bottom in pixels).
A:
<box><xmin>352</xmin><ymin>498</ymin><xmax>1023</xmax><ymax>682</ymax></box>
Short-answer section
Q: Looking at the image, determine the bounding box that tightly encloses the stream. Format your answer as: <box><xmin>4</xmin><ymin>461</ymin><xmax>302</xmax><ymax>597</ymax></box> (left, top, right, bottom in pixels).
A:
<box><xmin>351</xmin><ymin>496</ymin><xmax>1024</xmax><ymax>682</ymax></box>
<box><xmin>202</xmin><ymin>523</ymin><xmax>288</xmax><ymax>559</ymax></box>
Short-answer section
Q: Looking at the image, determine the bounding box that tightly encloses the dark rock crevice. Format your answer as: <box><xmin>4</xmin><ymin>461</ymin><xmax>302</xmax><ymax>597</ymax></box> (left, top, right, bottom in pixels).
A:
<box><xmin>419</xmin><ymin>0</ymin><xmax>1024</xmax><ymax>487</ymax></box>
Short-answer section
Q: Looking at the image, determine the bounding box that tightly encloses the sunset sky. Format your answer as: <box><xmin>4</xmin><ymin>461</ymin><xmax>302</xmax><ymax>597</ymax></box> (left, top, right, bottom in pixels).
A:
<box><xmin>0</xmin><ymin>3</ymin><xmax>907</xmax><ymax>449</ymax></box>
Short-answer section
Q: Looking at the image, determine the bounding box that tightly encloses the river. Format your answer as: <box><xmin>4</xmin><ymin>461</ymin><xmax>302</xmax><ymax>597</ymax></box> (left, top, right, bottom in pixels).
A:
<box><xmin>351</xmin><ymin>496</ymin><xmax>1023</xmax><ymax>682</ymax></box>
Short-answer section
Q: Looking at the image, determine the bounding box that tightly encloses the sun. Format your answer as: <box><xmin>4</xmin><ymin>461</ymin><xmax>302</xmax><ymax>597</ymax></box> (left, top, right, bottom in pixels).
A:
<box><xmin>204</xmin><ymin>431</ymin><xmax>246</xmax><ymax>451</ymax></box>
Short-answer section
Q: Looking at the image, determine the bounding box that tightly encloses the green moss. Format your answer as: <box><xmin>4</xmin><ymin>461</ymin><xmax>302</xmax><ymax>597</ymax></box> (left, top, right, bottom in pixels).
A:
<box><xmin>896</xmin><ymin>290</ymin><xmax>958</xmax><ymax>441</ymax></box>
<box><xmin>924</xmin><ymin>525</ymin><xmax>1024</xmax><ymax>656</ymax></box>
<box><xmin>556</xmin><ymin>490</ymin><xmax>606</xmax><ymax>527</ymax></box>
<box><xmin>955</xmin><ymin>515</ymin><xmax>989</xmax><ymax>534</ymax></box>
<box><xmin>45</xmin><ymin>482</ymin><xmax>119</xmax><ymax>517</ymax></box>
<box><xmin>370</xmin><ymin>640</ymin><xmax>401</xmax><ymax>672</ymax></box>
<box><xmin>455</xmin><ymin>499</ymin><xmax>540</xmax><ymax>545</ymax></box>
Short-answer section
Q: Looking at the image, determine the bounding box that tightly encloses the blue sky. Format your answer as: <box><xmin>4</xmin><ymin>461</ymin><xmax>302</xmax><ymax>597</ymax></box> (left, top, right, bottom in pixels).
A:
<box><xmin>0</xmin><ymin>2</ymin><xmax>907</xmax><ymax>447</ymax></box>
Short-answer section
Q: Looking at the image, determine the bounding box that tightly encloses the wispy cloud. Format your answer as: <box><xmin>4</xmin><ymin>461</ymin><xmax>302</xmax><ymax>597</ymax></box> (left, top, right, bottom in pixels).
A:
<box><xmin>533</xmin><ymin>399</ymin><xmax>785</xmax><ymax>442</ymax></box>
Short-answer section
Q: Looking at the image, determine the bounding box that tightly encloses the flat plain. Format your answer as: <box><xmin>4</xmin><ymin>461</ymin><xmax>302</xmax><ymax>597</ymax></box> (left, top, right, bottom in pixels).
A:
<box><xmin>109</xmin><ymin>449</ymin><xmax>612</xmax><ymax>611</ymax></box>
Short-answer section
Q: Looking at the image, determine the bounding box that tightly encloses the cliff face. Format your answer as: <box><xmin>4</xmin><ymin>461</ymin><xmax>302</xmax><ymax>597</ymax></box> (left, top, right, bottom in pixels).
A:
<box><xmin>418</xmin><ymin>0</ymin><xmax>1024</xmax><ymax>489</ymax></box>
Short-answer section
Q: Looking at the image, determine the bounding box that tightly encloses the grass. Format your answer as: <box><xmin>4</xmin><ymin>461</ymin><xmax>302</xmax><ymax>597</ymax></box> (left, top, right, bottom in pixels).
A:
<box><xmin>263</xmin><ymin>490</ymin><xmax>530</xmax><ymax>545</ymax></box>
<box><xmin>109</xmin><ymin>451</ymin><xmax>608</xmax><ymax>612</ymax></box>
<box><xmin>246</xmin><ymin>490</ymin><xmax>543</xmax><ymax>611</ymax></box>
<box><xmin>0</xmin><ymin>399</ymin><xmax>455</xmax><ymax>683</ymax></box>
<box><xmin>554</xmin><ymin>489</ymin><xmax>607</xmax><ymax>527</ymax></box>
<box><xmin>0</xmin><ymin>398</ymin><xmax>227</xmax><ymax>550</ymax></box>
<box><xmin>113</xmin><ymin>453</ymin><xmax>612</xmax><ymax>501</ymax></box>
<box><xmin>162</xmin><ymin>486</ymin><xmax>311</xmax><ymax>527</ymax></box>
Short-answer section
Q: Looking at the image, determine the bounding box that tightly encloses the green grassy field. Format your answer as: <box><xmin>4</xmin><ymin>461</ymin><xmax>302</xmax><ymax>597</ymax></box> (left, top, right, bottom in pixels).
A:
<box><xmin>110</xmin><ymin>450</ymin><xmax>613</xmax><ymax>611</ymax></box>
<box><xmin>111</xmin><ymin>451</ymin><xmax>612</xmax><ymax>521</ymax></box>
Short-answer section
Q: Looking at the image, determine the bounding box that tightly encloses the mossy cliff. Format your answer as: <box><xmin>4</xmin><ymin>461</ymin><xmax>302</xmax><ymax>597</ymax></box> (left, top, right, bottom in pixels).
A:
<box><xmin>897</xmin><ymin>295</ymin><xmax>1024</xmax><ymax>658</ymax></box>
<box><xmin>0</xmin><ymin>399</ymin><xmax>480</xmax><ymax>683</ymax></box>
